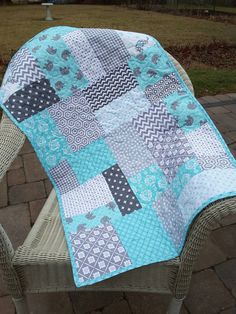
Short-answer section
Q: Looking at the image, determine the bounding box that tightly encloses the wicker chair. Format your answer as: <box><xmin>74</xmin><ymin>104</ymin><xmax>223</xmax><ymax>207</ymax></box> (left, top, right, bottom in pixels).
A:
<box><xmin>0</xmin><ymin>53</ymin><xmax>236</xmax><ymax>314</ymax></box>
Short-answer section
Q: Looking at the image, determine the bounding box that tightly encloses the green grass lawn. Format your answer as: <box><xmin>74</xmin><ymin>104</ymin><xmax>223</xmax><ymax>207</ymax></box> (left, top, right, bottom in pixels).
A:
<box><xmin>216</xmin><ymin>6</ymin><xmax>236</xmax><ymax>13</ymax></box>
<box><xmin>0</xmin><ymin>4</ymin><xmax>236</xmax><ymax>96</ymax></box>
<box><xmin>188</xmin><ymin>67</ymin><xmax>236</xmax><ymax>96</ymax></box>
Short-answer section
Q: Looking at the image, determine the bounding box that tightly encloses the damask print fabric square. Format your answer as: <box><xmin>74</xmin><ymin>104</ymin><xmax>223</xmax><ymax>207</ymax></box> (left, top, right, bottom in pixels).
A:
<box><xmin>1</xmin><ymin>27</ymin><xmax>236</xmax><ymax>288</ymax></box>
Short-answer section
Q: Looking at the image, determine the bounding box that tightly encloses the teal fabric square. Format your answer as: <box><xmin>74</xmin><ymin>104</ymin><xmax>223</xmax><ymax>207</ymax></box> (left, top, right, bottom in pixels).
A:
<box><xmin>30</xmin><ymin>26</ymin><xmax>77</xmax><ymax>39</ymax></box>
<box><xmin>66</xmin><ymin>203</ymin><xmax>122</xmax><ymax>233</ymax></box>
<box><xmin>128</xmin><ymin>45</ymin><xmax>170</xmax><ymax>91</ymax></box>
<box><xmin>163</xmin><ymin>92</ymin><xmax>206</xmax><ymax>133</ymax></box>
<box><xmin>113</xmin><ymin>207</ymin><xmax>177</xmax><ymax>265</ymax></box>
<box><xmin>26</xmin><ymin>26</ymin><xmax>88</xmax><ymax>98</ymax></box>
<box><xmin>128</xmin><ymin>164</ymin><xmax>168</xmax><ymax>208</ymax></box>
<box><xmin>170</xmin><ymin>158</ymin><xmax>202</xmax><ymax>198</ymax></box>
<box><xmin>68</xmin><ymin>138</ymin><xmax>116</xmax><ymax>184</ymax></box>
<box><xmin>21</xmin><ymin>109</ymin><xmax>73</xmax><ymax>170</ymax></box>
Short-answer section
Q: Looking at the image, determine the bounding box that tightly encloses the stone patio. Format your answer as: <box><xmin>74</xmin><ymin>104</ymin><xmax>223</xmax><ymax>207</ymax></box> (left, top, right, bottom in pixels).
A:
<box><xmin>1</xmin><ymin>93</ymin><xmax>236</xmax><ymax>314</ymax></box>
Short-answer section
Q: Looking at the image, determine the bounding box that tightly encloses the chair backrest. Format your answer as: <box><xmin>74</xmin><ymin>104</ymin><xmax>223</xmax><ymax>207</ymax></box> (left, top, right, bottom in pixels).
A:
<box><xmin>167</xmin><ymin>52</ymin><xmax>194</xmax><ymax>95</ymax></box>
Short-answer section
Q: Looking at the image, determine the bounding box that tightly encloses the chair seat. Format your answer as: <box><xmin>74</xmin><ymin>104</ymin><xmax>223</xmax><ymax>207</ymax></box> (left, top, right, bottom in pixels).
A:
<box><xmin>12</xmin><ymin>190</ymin><xmax>178</xmax><ymax>294</ymax></box>
<box><xmin>14</xmin><ymin>189</ymin><xmax>69</xmax><ymax>264</ymax></box>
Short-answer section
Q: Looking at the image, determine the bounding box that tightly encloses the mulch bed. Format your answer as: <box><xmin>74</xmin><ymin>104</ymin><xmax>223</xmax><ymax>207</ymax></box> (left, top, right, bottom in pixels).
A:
<box><xmin>167</xmin><ymin>42</ymin><xmax>236</xmax><ymax>69</ymax></box>
<box><xmin>159</xmin><ymin>8</ymin><xmax>236</xmax><ymax>25</ymax></box>
<box><xmin>126</xmin><ymin>5</ymin><xmax>236</xmax><ymax>25</ymax></box>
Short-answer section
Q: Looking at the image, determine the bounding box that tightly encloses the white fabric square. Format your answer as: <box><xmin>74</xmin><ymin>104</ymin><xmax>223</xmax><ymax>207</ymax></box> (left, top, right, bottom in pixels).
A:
<box><xmin>178</xmin><ymin>169</ymin><xmax>236</xmax><ymax>224</ymax></box>
<box><xmin>62</xmin><ymin>174</ymin><xmax>114</xmax><ymax>218</ymax></box>
<box><xmin>95</xmin><ymin>87</ymin><xmax>151</xmax><ymax>134</ymax></box>
<box><xmin>63</xmin><ymin>30</ymin><xmax>105</xmax><ymax>83</ymax></box>
<box><xmin>186</xmin><ymin>123</ymin><xmax>226</xmax><ymax>157</ymax></box>
<box><xmin>115</xmin><ymin>30</ymin><xmax>156</xmax><ymax>57</ymax></box>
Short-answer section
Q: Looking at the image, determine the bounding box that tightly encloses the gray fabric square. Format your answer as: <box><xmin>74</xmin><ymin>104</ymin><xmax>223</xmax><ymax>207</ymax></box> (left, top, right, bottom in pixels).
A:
<box><xmin>63</xmin><ymin>29</ymin><xmax>106</xmax><ymax>84</ymax></box>
<box><xmin>151</xmin><ymin>127</ymin><xmax>194</xmax><ymax>182</ymax></box>
<box><xmin>153</xmin><ymin>189</ymin><xmax>185</xmax><ymax>250</ymax></box>
<box><xmin>197</xmin><ymin>155</ymin><xmax>234</xmax><ymax>170</ymax></box>
<box><xmin>48</xmin><ymin>92</ymin><xmax>104</xmax><ymax>152</ymax></box>
<box><xmin>145</xmin><ymin>73</ymin><xmax>182</xmax><ymax>103</ymax></box>
<box><xmin>83</xmin><ymin>64</ymin><xmax>138</xmax><ymax>112</ymax></box>
<box><xmin>10</xmin><ymin>47</ymin><xmax>45</xmax><ymax>87</ymax></box>
<box><xmin>81</xmin><ymin>29</ymin><xmax>130</xmax><ymax>73</ymax></box>
<box><xmin>4</xmin><ymin>78</ymin><xmax>59</xmax><ymax>122</ymax></box>
<box><xmin>49</xmin><ymin>160</ymin><xmax>80</xmax><ymax>194</ymax></box>
<box><xmin>70</xmin><ymin>223</ymin><xmax>131</xmax><ymax>284</ymax></box>
<box><xmin>132</xmin><ymin>101</ymin><xmax>178</xmax><ymax>149</ymax></box>
<box><xmin>103</xmin><ymin>164</ymin><xmax>142</xmax><ymax>216</ymax></box>
<box><xmin>105</xmin><ymin>123</ymin><xmax>156</xmax><ymax>177</ymax></box>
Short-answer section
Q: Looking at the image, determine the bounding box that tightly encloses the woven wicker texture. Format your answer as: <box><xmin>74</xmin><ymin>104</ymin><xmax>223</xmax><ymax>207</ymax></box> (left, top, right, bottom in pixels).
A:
<box><xmin>13</xmin><ymin>189</ymin><xmax>177</xmax><ymax>293</ymax></box>
<box><xmin>0</xmin><ymin>113</ymin><xmax>25</xmax><ymax>181</ymax></box>
<box><xmin>0</xmin><ymin>225</ymin><xmax>23</xmax><ymax>298</ymax></box>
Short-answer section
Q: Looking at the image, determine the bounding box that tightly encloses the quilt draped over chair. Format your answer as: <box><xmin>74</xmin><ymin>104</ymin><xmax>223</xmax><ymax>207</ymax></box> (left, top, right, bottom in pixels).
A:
<box><xmin>1</xmin><ymin>27</ymin><xmax>236</xmax><ymax>288</ymax></box>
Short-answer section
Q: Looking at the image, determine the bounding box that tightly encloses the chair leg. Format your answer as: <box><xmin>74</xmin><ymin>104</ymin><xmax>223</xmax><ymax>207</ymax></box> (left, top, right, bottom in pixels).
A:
<box><xmin>167</xmin><ymin>297</ymin><xmax>184</xmax><ymax>314</ymax></box>
<box><xmin>12</xmin><ymin>296</ymin><xmax>29</xmax><ymax>314</ymax></box>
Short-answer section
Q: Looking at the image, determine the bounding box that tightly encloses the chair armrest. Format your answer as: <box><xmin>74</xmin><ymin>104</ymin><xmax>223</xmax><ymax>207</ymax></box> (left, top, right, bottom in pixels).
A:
<box><xmin>0</xmin><ymin>114</ymin><xmax>26</xmax><ymax>296</ymax></box>
<box><xmin>168</xmin><ymin>196</ymin><xmax>236</xmax><ymax>299</ymax></box>
<box><xmin>0</xmin><ymin>224</ymin><xmax>23</xmax><ymax>297</ymax></box>
<box><xmin>0</xmin><ymin>113</ymin><xmax>25</xmax><ymax>181</ymax></box>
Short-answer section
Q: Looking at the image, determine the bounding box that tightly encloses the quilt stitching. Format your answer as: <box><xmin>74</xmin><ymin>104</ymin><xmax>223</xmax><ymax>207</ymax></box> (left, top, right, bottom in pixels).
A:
<box><xmin>70</xmin><ymin>223</ymin><xmax>132</xmax><ymax>283</ymax></box>
<box><xmin>153</xmin><ymin>189</ymin><xmax>185</xmax><ymax>250</ymax></box>
<box><xmin>81</xmin><ymin>28</ymin><xmax>130</xmax><ymax>72</ymax></box>
<box><xmin>105</xmin><ymin>123</ymin><xmax>156</xmax><ymax>178</ymax></box>
<box><xmin>1</xmin><ymin>26</ymin><xmax>236</xmax><ymax>288</ymax></box>
<box><xmin>132</xmin><ymin>101</ymin><xmax>178</xmax><ymax>148</ymax></box>
<box><xmin>61</xmin><ymin>174</ymin><xmax>114</xmax><ymax>218</ymax></box>
<box><xmin>103</xmin><ymin>164</ymin><xmax>142</xmax><ymax>216</ymax></box>
<box><xmin>83</xmin><ymin>64</ymin><xmax>138</xmax><ymax>112</ymax></box>
<box><xmin>10</xmin><ymin>47</ymin><xmax>45</xmax><ymax>87</ymax></box>
<box><xmin>48</xmin><ymin>92</ymin><xmax>104</xmax><ymax>152</ymax></box>
<box><xmin>186</xmin><ymin>123</ymin><xmax>234</xmax><ymax>169</ymax></box>
<box><xmin>5</xmin><ymin>78</ymin><xmax>59</xmax><ymax>122</ymax></box>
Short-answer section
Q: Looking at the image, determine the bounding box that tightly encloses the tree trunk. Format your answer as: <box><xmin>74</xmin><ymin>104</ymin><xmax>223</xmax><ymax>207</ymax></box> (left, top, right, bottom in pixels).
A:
<box><xmin>136</xmin><ymin>0</ymin><xmax>152</xmax><ymax>9</ymax></box>
<box><xmin>1</xmin><ymin>0</ymin><xmax>12</xmax><ymax>5</ymax></box>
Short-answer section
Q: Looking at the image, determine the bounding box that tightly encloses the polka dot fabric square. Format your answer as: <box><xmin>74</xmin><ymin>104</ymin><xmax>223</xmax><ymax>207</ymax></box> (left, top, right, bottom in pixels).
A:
<box><xmin>4</xmin><ymin>78</ymin><xmax>59</xmax><ymax>122</ymax></box>
<box><xmin>102</xmin><ymin>164</ymin><xmax>142</xmax><ymax>216</ymax></box>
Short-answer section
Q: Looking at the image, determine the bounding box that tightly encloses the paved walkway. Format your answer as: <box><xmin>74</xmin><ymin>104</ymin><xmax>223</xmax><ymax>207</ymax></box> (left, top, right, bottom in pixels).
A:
<box><xmin>0</xmin><ymin>93</ymin><xmax>236</xmax><ymax>314</ymax></box>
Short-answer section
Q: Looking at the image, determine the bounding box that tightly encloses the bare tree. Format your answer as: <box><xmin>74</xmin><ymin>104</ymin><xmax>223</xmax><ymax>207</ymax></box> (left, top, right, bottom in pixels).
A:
<box><xmin>1</xmin><ymin>0</ymin><xmax>11</xmax><ymax>5</ymax></box>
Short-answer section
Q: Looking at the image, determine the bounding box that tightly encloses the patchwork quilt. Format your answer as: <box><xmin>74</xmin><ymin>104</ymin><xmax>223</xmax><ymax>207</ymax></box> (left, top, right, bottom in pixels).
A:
<box><xmin>1</xmin><ymin>27</ymin><xmax>236</xmax><ymax>287</ymax></box>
